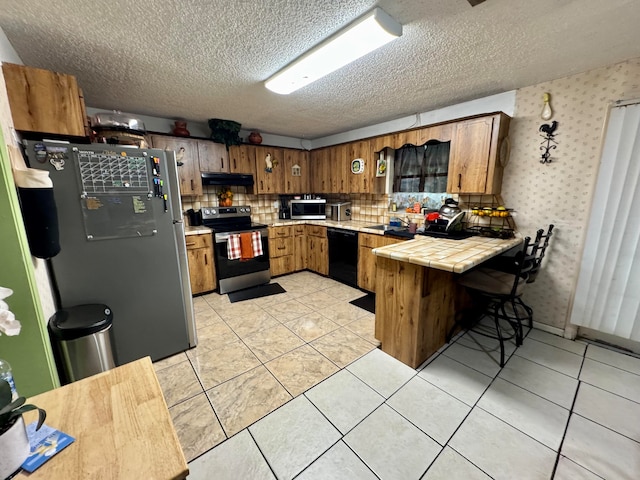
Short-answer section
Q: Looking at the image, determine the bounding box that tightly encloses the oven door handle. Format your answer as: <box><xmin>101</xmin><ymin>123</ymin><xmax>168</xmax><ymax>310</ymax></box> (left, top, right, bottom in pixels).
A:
<box><xmin>215</xmin><ymin>229</ymin><xmax>269</xmax><ymax>243</ymax></box>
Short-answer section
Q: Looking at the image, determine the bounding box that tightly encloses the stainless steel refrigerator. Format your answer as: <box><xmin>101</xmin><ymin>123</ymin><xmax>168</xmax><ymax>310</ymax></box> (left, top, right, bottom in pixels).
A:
<box><xmin>23</xmin><ymin>140</ymin><xmax>196</xmax><ymax>364</ymax></box>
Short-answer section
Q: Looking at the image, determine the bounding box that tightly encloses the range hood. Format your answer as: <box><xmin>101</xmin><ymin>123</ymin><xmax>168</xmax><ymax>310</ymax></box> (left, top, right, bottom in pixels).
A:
<box><xmin>201</xmin><ymin>172</ymin><xmax>254</xmax><ymax>186</ymax></box>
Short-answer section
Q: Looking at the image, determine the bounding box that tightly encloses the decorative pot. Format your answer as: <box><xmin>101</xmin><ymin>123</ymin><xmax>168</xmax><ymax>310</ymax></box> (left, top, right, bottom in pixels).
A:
<box><xmin>248</xmin><ymin>131</ymin><xmax>262</xmax><ymax>145</ymax></box>
<box><xmin>0</xmin><ymin>417</ymin><xmax>30</xmax><ymax>479</ymax></box>
<box><xmin>218</xmin><ymin>198</ymin><xmax>233</xmax><ymax>207</ymax></box>
<box><xmin>172</xmin><ymin>121</ymin><xmax>190</xmax><ymax>137</ymax></box>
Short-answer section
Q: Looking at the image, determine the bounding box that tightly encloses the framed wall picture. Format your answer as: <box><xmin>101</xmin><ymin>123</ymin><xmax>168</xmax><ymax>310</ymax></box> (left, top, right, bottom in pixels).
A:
<box><xmin>376</xmin><ymin>158</ymin><xmax>387</xmax><ymax>177</ymax></box>
<box><xmin>351</xmin><ymin>158</ymin><xmax>364</xmax><ymax>174</ymax></box>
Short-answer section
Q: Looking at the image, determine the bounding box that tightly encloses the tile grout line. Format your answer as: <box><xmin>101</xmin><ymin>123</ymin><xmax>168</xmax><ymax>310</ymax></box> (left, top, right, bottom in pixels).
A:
<box><xmin>549</xmin><ymin>345</ymin><xmax>588</xmax><ymax>479</ymax></box>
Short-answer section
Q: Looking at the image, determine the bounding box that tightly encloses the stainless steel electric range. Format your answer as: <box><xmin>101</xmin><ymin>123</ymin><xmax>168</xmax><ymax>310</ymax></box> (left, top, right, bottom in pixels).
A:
<box><xmin>201</xmin><ymin>206</ymin><xmax>270</xmax><ymax>294</ymax></box>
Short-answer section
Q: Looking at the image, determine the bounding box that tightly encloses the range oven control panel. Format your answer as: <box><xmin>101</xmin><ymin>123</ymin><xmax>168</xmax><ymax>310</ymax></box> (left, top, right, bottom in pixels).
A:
<box><xmin>201</xmin><ymin>206</ymin><xmax>251</xmax><ymax>220</ymax></box>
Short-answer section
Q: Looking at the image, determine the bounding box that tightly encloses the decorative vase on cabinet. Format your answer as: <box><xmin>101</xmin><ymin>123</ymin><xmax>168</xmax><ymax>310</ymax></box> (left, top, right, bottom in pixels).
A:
<box><xmin>248</xmin><ymin>131</ymin><xmax>263</xmax><ymax>145</ymax></box>
<box><xmin>172</xmin><ymin>120</ymin><xmax>190</xmax><ymax>137</ymax></box>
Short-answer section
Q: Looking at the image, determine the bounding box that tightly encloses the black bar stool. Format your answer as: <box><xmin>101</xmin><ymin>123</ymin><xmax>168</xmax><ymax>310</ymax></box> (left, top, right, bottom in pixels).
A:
<box><xmin>455</xmin><ymin>236</ymin><xmax>539</xmax><ymax>367</ymax></box>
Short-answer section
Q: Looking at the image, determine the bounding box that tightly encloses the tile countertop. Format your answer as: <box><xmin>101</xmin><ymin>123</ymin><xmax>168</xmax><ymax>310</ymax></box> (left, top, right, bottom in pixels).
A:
<box><xmin>372</xmin><ymin>235</ymin><xmax>523</xmax><ymax>273</ymax></box>
<box><xmin>185</xmin><ymin>226</ymin><xmax>213</xmax><ymax>235</ymax></box>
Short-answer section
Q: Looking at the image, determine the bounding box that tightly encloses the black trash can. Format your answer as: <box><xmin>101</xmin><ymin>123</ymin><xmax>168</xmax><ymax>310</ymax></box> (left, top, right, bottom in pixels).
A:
<box><xmin>48</xmin><ymin>304</ymin><xmax>116</xmax><ymax>384</ymax></box>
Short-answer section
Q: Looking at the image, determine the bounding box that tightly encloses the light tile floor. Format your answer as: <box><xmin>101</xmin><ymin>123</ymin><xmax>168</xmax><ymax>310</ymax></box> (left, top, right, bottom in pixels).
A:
<box><xmin>154</xmin><ymin>272</ymin><xmax>640</xmax><ymax>479</ymax></box>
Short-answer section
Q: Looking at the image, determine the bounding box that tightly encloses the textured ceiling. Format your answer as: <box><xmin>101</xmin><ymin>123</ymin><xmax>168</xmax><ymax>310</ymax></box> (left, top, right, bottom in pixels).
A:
<box><xmin>1</xmin><ymin>0</ymin><xmax>640</xmax><ymax>139</ymax></box>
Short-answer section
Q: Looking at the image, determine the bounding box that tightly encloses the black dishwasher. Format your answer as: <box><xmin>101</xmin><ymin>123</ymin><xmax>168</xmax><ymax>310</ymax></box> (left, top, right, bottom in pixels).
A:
<box><xmin>327</xmin><ymin>228</ymin><xmax>359</xmax><ymax>287</ymax></box>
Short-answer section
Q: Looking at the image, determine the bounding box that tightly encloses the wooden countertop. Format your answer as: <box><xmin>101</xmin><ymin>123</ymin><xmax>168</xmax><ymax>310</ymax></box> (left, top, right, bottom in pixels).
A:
<box><xmin>372</xmin><ymin>235</ymin><xmax>523</xmax><ymax>273</ymax></box>
<box><xmin>185</xmin><ymin>225</ymin><xmax>212</xmax><ymax>235</ymax></box>
<box><xmin>20</xmin><ymin>357</ymin><xmax>188</xmax><ymax>480</ymax></box>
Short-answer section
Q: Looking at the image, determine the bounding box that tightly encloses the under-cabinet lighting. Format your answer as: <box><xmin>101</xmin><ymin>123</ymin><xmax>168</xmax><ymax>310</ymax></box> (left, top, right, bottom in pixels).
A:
<box><xmin>265</xmin><ymin>7</ymin><xmax>402</xmax><ymax>95</ymax></box>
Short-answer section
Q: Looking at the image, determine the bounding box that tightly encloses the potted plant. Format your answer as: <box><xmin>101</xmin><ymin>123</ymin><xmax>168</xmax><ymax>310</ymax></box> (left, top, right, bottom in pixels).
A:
<box><xmin>0</xmin><ymin>285</ymin><xmax>46</xmax><ymax>478</ymax></box>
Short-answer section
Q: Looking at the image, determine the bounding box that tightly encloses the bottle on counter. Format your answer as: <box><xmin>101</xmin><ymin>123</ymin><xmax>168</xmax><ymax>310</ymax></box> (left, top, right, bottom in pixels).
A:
<box><xmin>0</xmin><ymin>358</ymin><xmax>18</xmax><ymax>400</ymax></box>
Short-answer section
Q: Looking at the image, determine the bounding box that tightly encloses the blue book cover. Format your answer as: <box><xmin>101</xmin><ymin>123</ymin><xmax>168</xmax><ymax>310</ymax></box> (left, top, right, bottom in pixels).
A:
<box><xmin>21</xmin><ymin>422</ymin><xmax>75</xmax><ymax>473</ymax></box>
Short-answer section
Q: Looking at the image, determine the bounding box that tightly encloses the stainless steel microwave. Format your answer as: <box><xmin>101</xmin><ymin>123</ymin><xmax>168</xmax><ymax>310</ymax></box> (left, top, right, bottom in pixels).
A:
<box><xmin>290</xmin><ymin>199</ymin><xmax>326</xmax><ymax>220</ymax></box>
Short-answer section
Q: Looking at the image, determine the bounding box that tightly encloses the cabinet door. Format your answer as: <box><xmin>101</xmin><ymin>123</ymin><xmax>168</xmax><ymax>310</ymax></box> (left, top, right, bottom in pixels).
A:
<box><xmin>2</xmin><ymin>63</ymin><xmax>86</xmax><ymax>137</ymax></box>
<box><xmin>331</xmin><ymin>144</ymin><xmax>349</xmax><ymax>193</ymax></box>
<box><xmin>270</xmin><ymin>255</ymin><xmax>294</xmax><ymax>277</ymax></box>
<box><xmin>197</xmin><ymin>141</ymin><xmax>229</xmax><ymax>173</ymax></box>
<box><xmin>447</xmin><ymin>116</ymin><xmax>494</xmax><ymax>194</ymax></box>
<box><xmin>294</xmin><ymin>230</ymin><xmax>307</xmax><ymax>271</ymax></box>
<box><xmin>310</xmin><ymin>148</ymin><xmax>331</xmax><ymax>193</ymax></box>
<box><xmin>316</xmin><ymin>237</ymin><xmax>328</xmax><ymax>276</ymax></box>
<box><xmin>348</xmin><ymin>140</ymin><xmax>378</xmax><ymax>194</ymax></box>
<box><xmin>254</xmin><ymin>146</ymin><xmax>284</xmax><ymax>194</ymax></box>
<box><xmin>228</xmin><ymin>145</ymin><xmax>256</xmax><ymax>174</ymax></box>
<box><xmin>308</xmin><ymin>236</ymin><xmax>328</xmax><ymax>276</ymax></box>
<box><xmin>357</xmin><ymin>245</ymin><xmax>376</xmax><ymax>292</ymax></box>
<box><xmin>283</xmin><ymin>149</ymin><xmax>310</xmax><ymax>194</ymax></box>
<box><xmin>150</xmin><ymin>136</ymin><xmax>202</xmax><ymax>196</ymax></box>
<box><xmin>357</xmin><ymin>234</ymin><xmax>404</xmax><ymax>292</ymax></box>
<box><xmin>187</xmin><ymin>247</ymin><xmax>215</xmax><ymax>295</ymax></box>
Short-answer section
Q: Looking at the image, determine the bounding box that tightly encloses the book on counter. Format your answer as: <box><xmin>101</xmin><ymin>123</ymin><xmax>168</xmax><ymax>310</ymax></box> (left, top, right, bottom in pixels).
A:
<box><xmin>21</xmin><ymin>421</ymin><xmax>75</xmax><ymax>473</ymax></box>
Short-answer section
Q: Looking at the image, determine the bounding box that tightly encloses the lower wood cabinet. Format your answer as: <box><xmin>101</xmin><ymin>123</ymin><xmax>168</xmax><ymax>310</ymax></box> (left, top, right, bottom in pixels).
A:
<box><xmin>269</xmin><ymin>226</ymin><xmax>295</xmax><ymax>276</ymax></box>
<box><xmin>185</xmin><ymin>234</ymin><xmax>216</xmax><ymax>295</ymax></box>
<box><xmin>358</xmin><ymin>233</ymin><xmax>405</xmax><ymax>292</ymax></box>
<box><xmin>307</xmin><ymin>226</ymin><xmax>328</xmax><ymax>276</ymax></box>
<box><xmin>293</xmin><ymin>225</ymin><xmax>307</xmax><ymax>271</ymax></box>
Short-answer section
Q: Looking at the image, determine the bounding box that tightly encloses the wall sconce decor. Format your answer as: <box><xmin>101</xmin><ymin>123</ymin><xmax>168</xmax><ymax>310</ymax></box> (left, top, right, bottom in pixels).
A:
<box><xmin>539</xmin><ymin>120</ymin><xmax>558</xmax><ymax>164</ymax></box>
<box><xmin>541</xmin><ymin>92</ymin><xmax>553</xmax><ymax>120</ymax></box>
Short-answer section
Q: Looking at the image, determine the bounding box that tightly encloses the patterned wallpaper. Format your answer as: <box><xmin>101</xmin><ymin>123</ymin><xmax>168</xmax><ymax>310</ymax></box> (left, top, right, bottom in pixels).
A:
<box><xmin>502</xmin><ymin>58</ymin><xmax>640</xmax><ymax>330</ymax></box>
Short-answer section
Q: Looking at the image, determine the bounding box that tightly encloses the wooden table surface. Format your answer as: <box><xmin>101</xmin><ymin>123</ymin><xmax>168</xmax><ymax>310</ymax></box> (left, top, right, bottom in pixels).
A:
<box><xmin>19</xmin><ymin>357</ymin><xmax>188</xmax><ymax>480</ymax></box>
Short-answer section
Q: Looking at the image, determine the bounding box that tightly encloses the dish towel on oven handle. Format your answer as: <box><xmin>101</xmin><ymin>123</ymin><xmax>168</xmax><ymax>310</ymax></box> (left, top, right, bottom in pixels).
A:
<box><xmin>227</xmin><ymin>232</ymin><xmax>263</xmax><ymax>260</ymax></box>
<box><xmin>227</xmin><ymin>234</ymin><xmax>242</xmax><ymax>260</ymax></box>
<box><xmin>251</xmin><ymin>231</ymin><xmax>263</xmax><ymax>256</ymax></box>
<box><xmin>240</xmin><ymin>232</ymin><xmax>253</xmax><ymax>261</ymax></box>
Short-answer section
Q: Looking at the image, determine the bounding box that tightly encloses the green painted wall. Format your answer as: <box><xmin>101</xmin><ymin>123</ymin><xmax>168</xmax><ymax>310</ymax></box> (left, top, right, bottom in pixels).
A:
<box><xmin>0</xmin><ymin>125</ymin><xmax>59</xmax><ymax>396</ymax></box>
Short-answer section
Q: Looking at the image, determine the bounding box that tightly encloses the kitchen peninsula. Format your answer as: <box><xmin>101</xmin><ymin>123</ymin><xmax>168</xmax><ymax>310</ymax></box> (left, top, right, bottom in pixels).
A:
<box><xmin>373</xmin><ymin>235</ymin><xmax>522</xmax><ymax>368</ymax></box>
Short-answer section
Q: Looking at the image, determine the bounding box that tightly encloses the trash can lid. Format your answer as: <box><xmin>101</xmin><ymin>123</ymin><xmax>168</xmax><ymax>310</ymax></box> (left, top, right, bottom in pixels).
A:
<box><xmin>48</xmin><ymin>304</ymin><xmax>113</xmax><ymax>341</ymax></box>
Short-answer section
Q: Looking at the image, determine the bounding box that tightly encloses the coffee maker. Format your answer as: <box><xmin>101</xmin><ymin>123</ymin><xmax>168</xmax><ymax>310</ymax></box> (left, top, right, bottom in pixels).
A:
<box><xmin>279</xmin><ymin>195</ymin><xmax>291</xmax><ymax>219</ymax></box>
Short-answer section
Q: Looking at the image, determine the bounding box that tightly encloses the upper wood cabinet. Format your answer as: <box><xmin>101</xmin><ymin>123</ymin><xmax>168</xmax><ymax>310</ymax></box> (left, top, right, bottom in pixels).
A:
<box><xmin>228</xmin><ymin>144</ymin><xmax>256</xmax><ymax>174</ymax></box>
<box><xmin>447</xmin><ymin>113</ymin><xmax>510</xmax><ymax>194</ymax></box>
<box><xmin>331</xmin><ymin>144</ymin><xmax>348</xmax><ymax>193</ymax></box>
<box><xmin>197</xmin><ymin>141</ymin><xmax>229</xmax><ymax>173</ymax></box>
<box><xmin>254</xmin><ymin>145</ymin><xmax>284</xmax><ymax>194</ymax></box>
<box><xmin>2</xmin><ymin>63</ymin><xmax>88</xmax><ymax>137</ymax></box>
<box><xmin>348</xmin><ymin>140</ymin><xmax>380</xmax><ymax>194</ymax></box>
<box><xmin>310</xmin><ymin>147</ymin><xmax>332</xmax><ymax>193</ymax></box>
<box><xmin>150</xmin><ymin>135</ymin><xmax>202</xmax><ymax>196</ymax></box>
<box><xmin>283</xmin><ymin>148</ymin><xmax>310</xmax><ymax>194</ymax></box>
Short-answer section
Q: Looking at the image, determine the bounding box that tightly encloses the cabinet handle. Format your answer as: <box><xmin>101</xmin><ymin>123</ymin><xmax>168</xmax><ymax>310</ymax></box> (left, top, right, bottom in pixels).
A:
<box><xmin>221</xmin><ymin>157</ymin><xmax>224</xmax><ymax>169</ymax></box>
<box><xmin>191</xmin><ymin>179</ymin><xmax>194</xmax><ymax>190</ymax></box>
<box><xmin>260</xmin><ymin>180</ymin><xmax>264</xmax><ymax>190</ymax></box>
<box><xmin>287</xmin><ymin>180</ymin><xmax>290</xmax><ymax>190</ymax></box>
<box><xmin>458</xmin><ymin>173</ymin><xmax>462</xmax><ymax>190</ymax></box>
<box><xmin>204</xmin><ymin>253</ymin><xmax>209</xmax><ymax>265</ymax></box>
<box><xmin>277</xmin><ymin>246</ymin><xmax>286</xmax><ymax>250</ymax></box>
<box><xmin>233</xmin><ymin>159</ymin><xmax>237</xmax><ymax>170</ymax></box>
<box><xmin>186</xmin><ymin>242</ymin><xmax>196</xmax><ymax>246</ymax></box>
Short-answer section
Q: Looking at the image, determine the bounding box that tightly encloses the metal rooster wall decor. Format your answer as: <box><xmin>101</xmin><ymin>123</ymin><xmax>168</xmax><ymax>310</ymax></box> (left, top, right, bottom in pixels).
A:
<box><xmin>539</xmin><ymin>120</ymin><xmax>558</xmax><ymax>164</ymax></box>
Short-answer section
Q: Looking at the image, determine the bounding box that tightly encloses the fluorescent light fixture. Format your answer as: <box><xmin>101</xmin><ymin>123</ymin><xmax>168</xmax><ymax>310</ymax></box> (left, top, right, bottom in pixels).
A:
<box><xmin>265</xmin><ymin>7</ymin><xmax>402</xmax><ymax>95</ymax></box>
